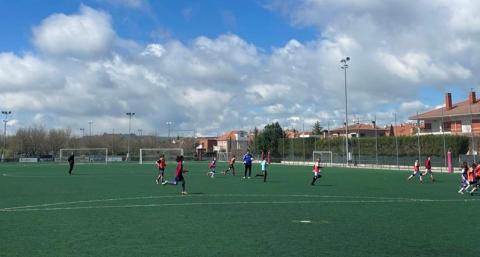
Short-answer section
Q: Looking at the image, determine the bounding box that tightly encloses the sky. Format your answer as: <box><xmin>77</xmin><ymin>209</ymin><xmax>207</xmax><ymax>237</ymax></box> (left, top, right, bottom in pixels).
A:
<box><xmin>0</xmin><ymin>0</ymin><xmax>479</xmax><ymax>137</ymax></box>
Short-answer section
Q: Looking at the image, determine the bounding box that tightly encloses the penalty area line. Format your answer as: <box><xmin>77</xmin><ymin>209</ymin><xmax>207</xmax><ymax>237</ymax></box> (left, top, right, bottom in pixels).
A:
<box><xmin>0</xmin><ymin>194</ymin><xmax>420</xmax><ymax>211</ymax></box>
<box><xmin>1</xmin><ymin>198</ymin><xmax>479</xmax><ymax>212</ymax></box>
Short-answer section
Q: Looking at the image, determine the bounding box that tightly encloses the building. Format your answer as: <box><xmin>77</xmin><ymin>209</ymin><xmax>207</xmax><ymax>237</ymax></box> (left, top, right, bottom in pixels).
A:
<box><xmin>409</xmin><ymin>92</ymin><xmax>480</xmax><ymax>135</ymax></box>
<box><xmin>391</xmin><ymin>123</ymin><xmax>417</xmax><ymax>136</ymax></box>
<box><xmin>214</xmin><ymin>130</ymin><xmax>249</xmax><ymax>153</ymax></box>
<box><xmin>330</xmin><ymin>123</ymin><xmax>389</xmax><ymax>138</ymax></box>
<box><xmin>195</xmin><ymin>137</ymin><xmax>217</xmax><ymax>155</ymax></box>
<box><xmin>284</xmin><ymin>129</ymin><xmax>321</xmax><ymax>138</ymax></box>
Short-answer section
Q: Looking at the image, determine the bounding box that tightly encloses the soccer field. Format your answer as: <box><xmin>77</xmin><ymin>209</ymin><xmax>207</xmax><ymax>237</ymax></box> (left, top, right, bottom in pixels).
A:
<box><xmin>0</xmin><ymin>162</ymin><xmax>478</xmax><ymax>257</ymax></box>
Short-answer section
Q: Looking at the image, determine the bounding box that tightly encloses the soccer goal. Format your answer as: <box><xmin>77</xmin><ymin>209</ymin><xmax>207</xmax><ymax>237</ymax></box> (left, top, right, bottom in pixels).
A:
<box><xmin>312</xmin><ymin>151</ymin><xmax>333</xmax><ymax>167</ymax></box>
<box><xmin>59</xmin><ymin>148</ymin><xmax>109</xmax><ymax>164</ymax></box>
<box><xmin>139</xmin><ymin>148</ymin><xmax>184</xmax><ymax>164</ymax></box>
<box><xmin>216</xmin><ymin>152</ymin><xmax>231</xmax><ymax>162</ymax></box>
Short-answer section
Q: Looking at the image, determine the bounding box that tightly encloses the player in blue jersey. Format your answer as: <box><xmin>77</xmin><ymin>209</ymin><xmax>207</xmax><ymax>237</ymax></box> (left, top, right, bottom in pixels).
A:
<box><xmin>243</xmin><ymin>150</ymin><xmax>254</xmax><ymax>179</ymax></box>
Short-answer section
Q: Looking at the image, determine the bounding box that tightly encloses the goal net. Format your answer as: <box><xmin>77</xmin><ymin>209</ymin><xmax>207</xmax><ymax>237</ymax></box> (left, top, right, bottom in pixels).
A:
<box><xmin>59</xmin><ymin>148</ymin><xmax>108</xmax><ymax>164</ymax></box>
<box><xmin>216</xmin><ymin>152</ymin><xmax>231</xmax><ymax>162</ymax></box>
<box><xmin>139</xmin><ymin>148</ymin><xmax>184</xmax><ymax>164</ymax></box>
<box><xmin>312</xmin><ymin>151</ymin><xmax>333</xmax><ymax>167</ymax></box>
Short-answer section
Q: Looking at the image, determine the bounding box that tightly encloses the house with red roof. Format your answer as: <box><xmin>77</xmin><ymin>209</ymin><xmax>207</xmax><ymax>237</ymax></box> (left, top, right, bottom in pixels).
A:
<box><xmin>215</xmin><ymin>130</ymin><xmax>249</xmax><ymax>153</ymax></box>
<box><xmin>409</xmin><ymin>92</ymin><xmax>480</xmax><ymax>135</ymax></box>
<box><xmin>330</xmin><ymin>123</ymin><xmax>389</xmax><ymax>138</ymax></box>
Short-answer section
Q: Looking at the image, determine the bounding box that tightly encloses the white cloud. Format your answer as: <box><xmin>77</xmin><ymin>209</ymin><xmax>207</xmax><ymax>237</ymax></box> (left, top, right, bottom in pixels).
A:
<box><xmin>32</xmin><ymin>5</ymin><xmax>114</xmax><ymax>57</ymax></box>
<box><xmin>0</xmin><ymin>53</ymin><xmax>61</xmax><ymax>90</ymax></box>
<box><xmin>6</xmin><ymin>3</ymin><xmax>480</xmax><ymax>135</ymax></box>
<box><xmin>103</xmin><ymin>0</ymin><xmax>146</xmax><ymax>9</ymax></box>
<box><xmin>141</xmin><ymin>44</ymin><xmax>166</xmax><ymax>57</ymax></box>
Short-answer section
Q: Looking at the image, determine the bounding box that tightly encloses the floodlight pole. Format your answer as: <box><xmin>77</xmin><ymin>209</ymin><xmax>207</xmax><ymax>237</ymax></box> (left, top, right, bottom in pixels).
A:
<box><xmin>441</xmin><ymin>105</ymin><xmax>447</xmax><ymax>167</ymax></box>
<box><xmin>341</xmin><ymin>57</ymin><xmax>350</xmax><ymax>166</ymax></box>
<box><xmin>1</xmin><ymin>111</ymin><xmax>12</xmax><ymax>162</ymax></box>
<box><xmin>80</xmin><ymin>128</ymin><xmax>85</xmax><ymax>137</ymax></box>
<box><xmin>374</xmin><ymin>117</ymin><xmax>377</xmax><ymax>165</ymax></box>
<box><xmin>166</xmin><ymin>121</ymin><xmax>173</xmax><ymax>138</ymax></box>
<box><xmin>469</xmin><ymin>88</ymin><xmax>476</xmax><ymax>162</ymax></box>
<box><xmin>394</xmin><ymin>113</ymin><xmax>399</xmax><ymax>169</ymax></box>
<box><xmin>416</xmin><ymin>111</ymin><xmax>421</xmax><ymax>161</ymax></box>
<box><xmin>126</xmin><ymin>112</ymin><xmax>135</xmax><ymax>161</ymax></box>
<box><xmin>88</xmin><ymin>121</ymin><xmax>93</xmax><ymax>136</ymax></box>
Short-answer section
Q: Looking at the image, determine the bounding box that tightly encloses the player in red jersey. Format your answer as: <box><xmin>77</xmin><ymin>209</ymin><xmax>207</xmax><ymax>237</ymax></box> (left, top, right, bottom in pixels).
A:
<box><xmin>423</xmin><ymin>156</ymin><xmax>435</xmax><ymax>182</ymax></box>
<box><xmin>311</xmin><ymin>158</ymin><xmax>322</xmax><ymax>185</ymax></box>
<box><xmin>467</xmin><ymin>163</ymin><xmax>480</xmax><ymax>195</ymax></box>
<box><xmin>458</xmin><ymin>162</ymin><xmax>469</xmax><ymax>194</ymax></box>
<box><xmin>162</xmin><ymin>155</ymin><xmax>187</xmax><ymax>195</ymax></box>
<box><xmin>206</xmin><ymin>157</ymin><xmax>217</xmax><ymax>178</ymax></box>
<box><xmin>407</xmin><ymin>159</ymin><xmax>423</xmax><ymax>182</ymax></box>
<box><xmin>222</xmin><ymin>155</ymin><xmax>236</xmax><ymax>176</ymax></box>
<box><xmin>155</xmin><ymin>154</ymin><xmax>167</xmax><ymax>184</ymax></box>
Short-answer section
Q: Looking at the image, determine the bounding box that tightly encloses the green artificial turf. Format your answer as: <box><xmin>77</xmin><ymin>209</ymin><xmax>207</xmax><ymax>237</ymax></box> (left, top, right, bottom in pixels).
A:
<box><xmin>0</xmin><ymin>162</ymin><xmax>478</xmax><ymax>257</ymax></box>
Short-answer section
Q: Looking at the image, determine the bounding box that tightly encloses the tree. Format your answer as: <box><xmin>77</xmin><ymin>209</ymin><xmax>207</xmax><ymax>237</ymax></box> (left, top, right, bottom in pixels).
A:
<box><xmin>312</xmin><ymin>121</ymin><xmax>322</xmax><ymax>135</ymax></box>
<box><xmin>256</xmin><ymin>122</ymin><xmax>284</xmax><ymax>157</ymax></box>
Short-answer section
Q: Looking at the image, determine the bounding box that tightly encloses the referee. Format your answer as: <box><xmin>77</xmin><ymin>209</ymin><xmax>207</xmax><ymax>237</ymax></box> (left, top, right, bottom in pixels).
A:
<box><xmin>243</xmin><ymin>150</ymin><xmax>253</xmax><ymax>179</ymax></box>
<box><xmin>67</xmin><ymin>152</ymin><xmax>75</xmax><ymax>175</ymax></box>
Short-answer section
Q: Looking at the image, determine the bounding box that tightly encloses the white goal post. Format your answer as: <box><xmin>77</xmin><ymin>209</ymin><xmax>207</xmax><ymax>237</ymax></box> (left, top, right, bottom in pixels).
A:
<box><xmin>59</xmin><ymin>148</ymin><xmax>109</xmax><ymax>164</ymax></box>
<box><xmin>216</xmin><ymin>152</ymin><xmax>231</xmax><ymax>162</ymax></box>
<box><xmin>312</xmin><ymin>151</ymin><xmax>333</xmax><ymax>167</ymax></box>
<box><xmin>139</xmin><ymin>148</ymin><xmax>184</xmax><ymax>164</ymax></box>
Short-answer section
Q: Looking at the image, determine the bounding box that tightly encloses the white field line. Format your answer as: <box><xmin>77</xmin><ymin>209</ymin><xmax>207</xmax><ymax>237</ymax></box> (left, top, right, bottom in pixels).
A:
<box><xmin>1</xmin><ymin>194</ymin><xmax>418</xmax><ymax>211</ymax></box>
<box><xmin>1</xmin><ymin>173</ymin><xmax>152</xmax><ymax>178</ymax></box>
<box><xmin>1</xmin><ymin>198</ymin><xmax>479</xmax><ymax>212</ymax></box>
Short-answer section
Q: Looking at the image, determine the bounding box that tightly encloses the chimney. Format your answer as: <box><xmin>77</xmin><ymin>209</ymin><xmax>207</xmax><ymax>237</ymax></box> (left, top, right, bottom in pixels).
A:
<box><xmin>445</xmin><ymin>93</ymin><xmax>452</xmax><ymax>110</ymax></box>
<box><xmin>469</xmin><ymin>91</ymin><xmax>476</xmax><ymax>104</ymax></box>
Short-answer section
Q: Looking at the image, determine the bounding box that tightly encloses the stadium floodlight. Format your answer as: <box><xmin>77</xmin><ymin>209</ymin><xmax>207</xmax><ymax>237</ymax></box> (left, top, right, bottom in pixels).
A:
<box><xmin>80</xmin><ymin>128</ymin><xmax>85</xmax><ymax>137</ymax></box>
<box><xmin>341</xmin><ymin>57</ymin><xmax>350</xmax><ymax>166</ymax></box>
<box><xmin>88</xmin><ymin>121</ymin><xmax>93</xmax><ymax>136</ymax></box>
<box><xmin>1</xmin><ymin>110</ymin><xmax>12</xmax><ymax>162</ymax></box>
<box><xmin>166</xmin><ymin>121</ymin><xmax>174</xmax><ymax>138</ymax></box>
<box><xmin>126</xmin><ymin>112</ymin><xmax>135</xmax><ymax>161</ymax></box>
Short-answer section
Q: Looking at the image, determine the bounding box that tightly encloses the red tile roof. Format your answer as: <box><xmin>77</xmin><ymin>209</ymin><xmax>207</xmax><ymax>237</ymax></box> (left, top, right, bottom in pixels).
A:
<box><xmin>331</xmin><ymin>123</ymin><xmax>388</xmax><ymax>133</ymax></box>
<box><xmin>410</xmin><ymin>100</ymin><xmax>480</xmax><ymax>120</ymax></box>
<box><xmin>392</xmin><ymin>123</ymin><xmax>416</xmax><ymax>136</ymax></box>
<box><xmin>217</xmin><ymin>131</ymin><xmax>238</xmax><ymax>141</ymax></box>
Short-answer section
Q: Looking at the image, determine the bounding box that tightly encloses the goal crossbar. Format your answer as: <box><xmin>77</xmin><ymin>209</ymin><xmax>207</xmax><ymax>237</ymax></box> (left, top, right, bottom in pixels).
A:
<box><xmin>59</xmin><ymin>148</ymin><xmax>109</xmax><ymax>164</ymax></box>
<box><xmin>139</xmin><ymin>148</ymin><xmax>184</xmax><ymax>164</ymax></box>
<box><xmin>312</xmin><ymin>151</ymin><xmax>333</xmax><ymax>167</ymax></box>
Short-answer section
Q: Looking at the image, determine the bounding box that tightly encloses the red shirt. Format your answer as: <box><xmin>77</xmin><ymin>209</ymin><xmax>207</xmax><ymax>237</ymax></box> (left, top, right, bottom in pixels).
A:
<box><xmin>413</xmin><ymin>161</ymin><xmax>420</xmax><ymax>172</ymax></box>
<box><xmin>229</xmin><ymin>157</ymin><xmax>236</xmax><ymax>165</ymax></box>
<box><xmin>156</xmin><ymin>159</ymin><xmax>166</xmax><ymax>169</ymax></box>
<box><xmin>175</xmin><ymin>161</ymin><xmax>183</xmax><ymax>177</ymax></box>
<box><xmin>468</xmin><ymin>168</ymin><xmax>476</xmax><ymax>182</ymax></box>
<box><xmin>475</xmin><ymin>166</ymin><xmax>480</xmax><ymax>177</ymax></box>
<box><xmin>312</xmin><ymin>162</ymin><xmax>320</xmax><ymax>173</ymax></box>
<box><xmin>425</xmin><ymin>159</ymin><xmax>431</xmax><ymax>169</ymax></box>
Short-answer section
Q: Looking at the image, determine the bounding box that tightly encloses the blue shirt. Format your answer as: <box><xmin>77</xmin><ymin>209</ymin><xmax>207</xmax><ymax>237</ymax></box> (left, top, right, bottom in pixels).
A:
<box><xmin>243</xmin><ymin>153</ymin><xmax>253</xmax><ymax>165</ymax></box>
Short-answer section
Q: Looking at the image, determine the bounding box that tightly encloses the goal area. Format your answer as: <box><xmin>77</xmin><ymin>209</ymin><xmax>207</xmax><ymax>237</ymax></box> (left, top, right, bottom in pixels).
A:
<box><xmin>139</xmin><ymin>148</ymin><xmax>184</xmax><ymax>164</ymax></box>
<box><xmin>312</xmin><ymin>151</ymin><xmax>333</xmax><ymax>167</ymax></box>
<box><xmin>216</xmin><ymin>152</ymin><xmax>231</xmax><ymax>162</ymax></box>
<box><xmin>59</xmin><ymin>148</ymin><xmax>109</xmax><ymax>164</ymax></box>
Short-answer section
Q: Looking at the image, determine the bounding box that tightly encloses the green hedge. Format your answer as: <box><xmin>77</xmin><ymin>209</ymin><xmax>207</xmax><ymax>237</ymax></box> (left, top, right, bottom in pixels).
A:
<box><xmin>274</xmin><ymin>135</ymin><xmax>470</xmax><ymax>158</ymax></box>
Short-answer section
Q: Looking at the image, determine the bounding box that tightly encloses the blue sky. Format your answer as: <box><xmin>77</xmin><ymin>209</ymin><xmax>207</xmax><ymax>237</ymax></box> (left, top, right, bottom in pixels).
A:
<box><xmin>1</xmin><ymin>0</ymin><xmax>479</xmax><ymax>136</ymax></box>
<box><xmin>0</xmin><ymin>0</ymin><xmax>317</xmax><ymax>53</ymax></box>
